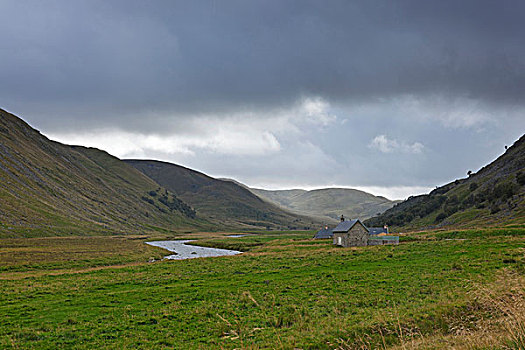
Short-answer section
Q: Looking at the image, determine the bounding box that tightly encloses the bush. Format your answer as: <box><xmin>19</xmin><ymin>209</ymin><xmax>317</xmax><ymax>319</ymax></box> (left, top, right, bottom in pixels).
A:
<box><xmin>158</xmin><ymin>193</ymin><xmax>196</xmax><ymax>218</ymax></box>
<box><xmin>462</xmin><ymin>194</ymin><xmax>475</xmax><ymax>206</ymax></box>
<box><xmin>490</xmin><ymin>204</ymin><xmax>501</xmax><ymax>214</ymax></box>
<box><xmin>493</xmin><ymin>182</ymin><xmax>518</xmax><ymax>201</ymax></box>
<box><xmin>446</xmin><ymin>195</ymin><xmax>459</xmax><ymax>205</ymax></box>
<box><xmin>141</xmin><ymin>196</ymin><xmax>154</xmax><ymax>205</ymax></box>
<box><xmin>444</xmin><ymin>204</ymin><xmax>458</xmax><ymax>216</ymax></box>
<box><xmin>517</xmin><ymin>171</ymin><xmax>525</xmax><ymax>186</ymax></box>
<box><xmin>469</xmin><ymin>183</ymin><xmax>478</xmax><ymax>191</ymax></box>
<box><xmin>435</xmin><ymin>212</ymin><xmax>447</xmax><ymax>222</ymax></box>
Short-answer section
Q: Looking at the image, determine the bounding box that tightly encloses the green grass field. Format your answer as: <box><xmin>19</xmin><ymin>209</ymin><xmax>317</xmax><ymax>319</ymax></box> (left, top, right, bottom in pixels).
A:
<box><xmin>1</xmin><ymin>229</ymin><xmax>524</xmax><ymax>349</ymax></box>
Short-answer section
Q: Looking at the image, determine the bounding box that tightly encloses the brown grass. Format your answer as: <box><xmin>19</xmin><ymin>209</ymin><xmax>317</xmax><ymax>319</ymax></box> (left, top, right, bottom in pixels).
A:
<box><xmin>0</xmin><ymin>235</ymin><xmax>167</xmax><ymax>273</ymax></box>
<box><xmin>336</xmin><ymin>269</ymin><xmax>525</xmax><ymax>350</ymax></box>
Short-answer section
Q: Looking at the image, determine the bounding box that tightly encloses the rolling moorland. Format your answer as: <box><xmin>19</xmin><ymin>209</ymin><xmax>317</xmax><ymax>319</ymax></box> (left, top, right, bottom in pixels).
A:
<box><xmin>0</xmin><ymin>110</ymin><xmax>524</xmax><ymax>349</ymax></box>
<box><xmin>125</xmin><ymin>160</ymin><xmax>319</xmax><ymax>230</ymax></box>
<box><xmin>251</xmin><ymin>187</ymin><xmax>400</xmax><ymax>222</ymax></box>
<box><xmin>0</xmin><ymin>109</ymin><xmax>319</xmax><ymax>237</ymax></box>
<box><xmin>365</xmin><ymin>134</ymin><xmax>525</xmax><ymax>230</ymax></box>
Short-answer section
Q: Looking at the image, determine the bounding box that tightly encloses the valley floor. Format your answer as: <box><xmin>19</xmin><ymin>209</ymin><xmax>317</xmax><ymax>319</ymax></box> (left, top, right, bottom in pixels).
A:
<box><xmin>1</xmin><ymin>228</ymin><xmax>524</xmax><ymax>349</ymax></box>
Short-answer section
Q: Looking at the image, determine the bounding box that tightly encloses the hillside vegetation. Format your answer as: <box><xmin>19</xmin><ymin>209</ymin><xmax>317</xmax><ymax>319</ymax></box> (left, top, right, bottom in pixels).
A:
<box><xmin>365</xmin><ymin>134</ymin><xmax>525</xmax><ymax>230</ymax></box>
<box><xmin>251</xmin><ymin>187</ymin><xmax>399</xmax><ymax>222</ymax></box>
<box><xmin>0</xmin><ymin>109</ymin><xmax>203</xmax><ymax>237</ymax></box>
<box><xmin>126</xmin><ymin>160</ymin><xmax>320</xmax><ymax>230</ymax></box>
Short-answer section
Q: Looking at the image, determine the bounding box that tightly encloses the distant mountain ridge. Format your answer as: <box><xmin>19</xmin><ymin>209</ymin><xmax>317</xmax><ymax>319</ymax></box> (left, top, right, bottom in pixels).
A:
<box><xmin>249</xmin><ymin>187</ymin><xmax>400</xmax><ymax>223</ymax></box>
<box><xmin>125</xmin><ymin>160</ymin><xmax>320</xmax><ymax>230</ymax></box>
<box><xmin>365</xmin><ymin>134</ymin><xmax>525</xmax><ymax>230</ymax></box>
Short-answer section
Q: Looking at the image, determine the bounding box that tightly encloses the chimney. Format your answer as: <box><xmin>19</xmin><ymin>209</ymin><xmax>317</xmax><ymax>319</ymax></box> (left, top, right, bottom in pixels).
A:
<box><xmin>340</xmin><ymin>215</ymin><xmax>345</xmax><ymax>222</ymax></box>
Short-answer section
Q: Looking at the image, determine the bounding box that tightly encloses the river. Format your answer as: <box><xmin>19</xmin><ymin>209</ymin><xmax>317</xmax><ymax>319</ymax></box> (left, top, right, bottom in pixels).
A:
<box><xmin>145</xmin><ymin>240</ymin><xmax>242</xmax><ymax>260</ymax></box>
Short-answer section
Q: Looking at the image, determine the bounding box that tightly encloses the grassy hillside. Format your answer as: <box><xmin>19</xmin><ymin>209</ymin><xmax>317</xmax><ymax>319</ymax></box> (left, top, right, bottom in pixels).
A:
<box><xmin>251</xmin><ymin>187</ymin><xmax>399</xmax><ymax>222</ymax></box>
<box><xmin>365</xmin><ymin>134</ymin><xmax>525</xmax><ymax>230</ymax></box>
<box><xmin>0</xmin><ymin>109</ymin><xmax>204</xmax><ymax>237</ymax></box>
<box><xmin>126</xmin><ymin>160</ymin><xmax>320</xmax><ymax>230</ymax></box>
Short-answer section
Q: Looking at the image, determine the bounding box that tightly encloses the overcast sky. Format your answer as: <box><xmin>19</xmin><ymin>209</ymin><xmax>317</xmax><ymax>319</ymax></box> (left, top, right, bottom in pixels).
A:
<box><xmin>1</xmin><ymin>0</ymin><xmax>524</xmax><ymax>199</ymax></box>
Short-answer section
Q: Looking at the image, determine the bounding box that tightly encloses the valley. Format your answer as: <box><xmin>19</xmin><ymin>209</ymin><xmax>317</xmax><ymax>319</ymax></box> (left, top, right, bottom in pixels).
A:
<box><xmin>2</xmin><ymin>2</ymin><xmax>524</xmax><ymax>348</ymax></box>
<box><xmin>0</xmin><ymin>111</ymin><xmax>524</xmax><ymax>349</ymax></box>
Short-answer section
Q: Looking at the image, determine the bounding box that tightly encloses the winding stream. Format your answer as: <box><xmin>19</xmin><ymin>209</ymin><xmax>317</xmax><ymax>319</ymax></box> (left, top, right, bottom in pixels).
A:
<box><xmin>146</xmin><ymin>240</ymin><xmax>242</xmax><ymax>260</ymax></box>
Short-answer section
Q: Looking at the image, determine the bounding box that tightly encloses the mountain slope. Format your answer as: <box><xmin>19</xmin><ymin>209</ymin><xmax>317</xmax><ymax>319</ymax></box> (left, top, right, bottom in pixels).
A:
<box><xmin>125</xmin><ymin>160</ymin><xmax>320</xmax><ymax>230</ymax></box>
<box><xmin>250</xmin><ymin>187</ymin><xmax>399</xmax><ymax>222</ymax></box>
<box><xmin>365</xmin><ymin>134</ymin><xmax>525</xmax><ymax>230</ymax></box>
<box><xmin>0</xmin><ymin>109</ymin><xmax>202</xmax><ymax>237</ymax></box>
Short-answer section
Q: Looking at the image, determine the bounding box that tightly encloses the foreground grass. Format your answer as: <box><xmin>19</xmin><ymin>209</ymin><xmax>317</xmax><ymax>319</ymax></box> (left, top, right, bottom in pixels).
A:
<box><xmin>0</xmin><ymin>229</ymin><xmax>524</xmax><ymax>349</ymax></box>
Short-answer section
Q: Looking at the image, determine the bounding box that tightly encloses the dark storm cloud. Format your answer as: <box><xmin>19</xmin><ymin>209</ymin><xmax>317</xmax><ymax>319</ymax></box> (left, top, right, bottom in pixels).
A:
<box><xmin>1</xmin><ymin>0</ymin><xmax>524</xmax><ymax>198</ymax></box>
<box><xmin>1</xmin><ymin>0</ymin><xmax>524</xmax><ymax>131</ymax></box>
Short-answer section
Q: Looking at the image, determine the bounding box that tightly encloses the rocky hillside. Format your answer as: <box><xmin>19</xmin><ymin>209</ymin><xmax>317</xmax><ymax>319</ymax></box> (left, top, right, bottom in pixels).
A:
<box><xmin>250</xmin><ymin>187</ymin><xmax>399</xmax><ymax>223</ymax></box>
<box><xmin>126</xmin><ymin>160</ymin><xmax>320</xmax><ymax>230</ymax></box>
<box><xmin>365</xmin><ymin>134</ymin><xmax>525</xmax><ymax>230</ymax></box>
<box><xmin>0</xmin><ymin>109</ymin><xmax>203</xmax><ymax>237</ymax></box>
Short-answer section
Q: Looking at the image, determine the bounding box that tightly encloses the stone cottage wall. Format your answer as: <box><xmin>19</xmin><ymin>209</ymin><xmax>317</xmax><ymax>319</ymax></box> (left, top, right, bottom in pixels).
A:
<box><xmin>333</xmin><ymin>224</ymin><xmax>368</xmax><ymax>247</ymax></box>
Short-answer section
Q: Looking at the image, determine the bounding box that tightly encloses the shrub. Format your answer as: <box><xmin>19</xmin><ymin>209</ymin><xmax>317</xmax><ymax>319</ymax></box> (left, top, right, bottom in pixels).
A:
<box><xmin>517</xmin><ymin>171</ymin><xmax>525</xmax><ymax>186</ymax></box>
<box><xmin>493</xmin><ymin>182</ymin><xmax>518</xmax><ymax>200</ymax></box>
<box><xmin>444</xmin><ymin>204</ymin><xmax>458</xmax><ymax>216</ymax></box>
<box><xmin>446</xmin><ymin>195</ymin><xmax>459</xmax><ymax>205</ymax></box>
<box><xmin>462</xmin><ymin>194</ymin><xmax>475</xmax><ymax>206</ymax></box>
<box><xmin>141</xmin><ymin>196</ymin><xmax>154</xmax><ymax>205</ymax></box>
<box><xmin>158</xmin><ymin>193</ymin><xmax>196</xmax><ymax>218</ymax></box>
<box><xmin>469</xmin><ymin>183</ymin><xmax>478</xmax><ymax>191</ymax></box>
<box><xmin>435</xmin><ymin>212</ymin><xmax>447</xmax><ymax>222</ymax></box>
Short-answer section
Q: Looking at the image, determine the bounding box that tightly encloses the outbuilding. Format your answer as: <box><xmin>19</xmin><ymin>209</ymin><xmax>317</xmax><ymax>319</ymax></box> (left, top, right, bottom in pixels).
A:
<box><xmin>314</xmin><ymin>226</ymin><xmax>334</xmax><ymax>239</ymax></box>
<box><xmin>332</xmin><ymin>218</ymin><xmax>369</xmax><ymax>247</ymax></box>
<box><xmin>368</xmin><ymin>225</ymin><xmax>389</xmax><ymax>235</ymax></box>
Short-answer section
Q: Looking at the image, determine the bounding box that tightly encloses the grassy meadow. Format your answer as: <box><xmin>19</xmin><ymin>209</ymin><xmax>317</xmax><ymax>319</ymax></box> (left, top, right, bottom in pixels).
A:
<box><xmin>1</xmin><ymin>228</ymin><xmax>524</xmax><ymax>349</ymax></box>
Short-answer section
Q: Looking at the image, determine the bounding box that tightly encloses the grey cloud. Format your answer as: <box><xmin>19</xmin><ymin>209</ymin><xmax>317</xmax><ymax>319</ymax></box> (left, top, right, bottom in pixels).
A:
<box><xmin>2</xmin><ymin>0</ymin><xmax>525</xmax><ymax>130</ymax></box>
<box><xmin>0</xmin><ymin>0</ymin><xmax>524</xmax><ymax>196</ymax></box>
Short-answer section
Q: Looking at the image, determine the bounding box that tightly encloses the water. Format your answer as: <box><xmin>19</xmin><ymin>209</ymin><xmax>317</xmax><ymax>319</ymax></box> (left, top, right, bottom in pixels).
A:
<box><xmin>145</xmin><ymin>240</ymin><xmax>242</xmax><ymax>260</ymax></box>
<box><xmin>225</xmin><ymin>234</ymin><xmax>247</xmax><ymax>238</ymax></box>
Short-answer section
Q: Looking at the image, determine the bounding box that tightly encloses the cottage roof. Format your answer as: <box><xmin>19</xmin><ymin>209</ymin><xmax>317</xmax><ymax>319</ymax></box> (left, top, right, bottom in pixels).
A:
<box><xmin>332</xmin><ymin>219</ymin><xmax>367</xmax><ymax>233</ymax></box>
<box><xmin>368</xmin><ymin>227</ymin><xmax>388</xmax><ymax>235</ymax></box>
<box><xmin>313</xmin><ymin>227</ymin><xmax>333</xmax><ymax>239</ymax></box>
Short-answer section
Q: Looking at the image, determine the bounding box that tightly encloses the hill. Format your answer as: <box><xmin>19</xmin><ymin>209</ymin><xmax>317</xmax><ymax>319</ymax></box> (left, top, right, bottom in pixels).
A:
<box><xmin>125</xmin><ymin>160</ymin><xmax>320</xmax><ymax>230</ymax></box>
<box><xmin>0</xmin><ymin>109</ymin><xmax>203</xmax><ymax>237</ymax></box>
<box><xmin>250</xmin><ymin>187</ymin><xmax>399</xmax><ymax>222</ymax></box>
<box><xmin>365</xmin><ymin>134</ymin><xmax>525</xmax><ymax>230</ymax></box>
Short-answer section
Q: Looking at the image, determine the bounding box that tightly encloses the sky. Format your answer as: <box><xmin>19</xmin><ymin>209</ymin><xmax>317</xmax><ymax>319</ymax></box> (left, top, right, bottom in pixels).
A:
<box><xmin>1</xmin><ymin>0</ymin><xmax>524</xmax><ymax>200</ymax></box>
